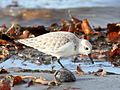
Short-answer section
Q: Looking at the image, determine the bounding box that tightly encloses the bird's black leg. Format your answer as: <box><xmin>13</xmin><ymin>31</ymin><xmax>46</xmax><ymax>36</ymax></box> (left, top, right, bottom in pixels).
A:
<box><xmin>57</xmin><ymin>59</ymin><xmax>64</xmax><ymax>68</ymax></box>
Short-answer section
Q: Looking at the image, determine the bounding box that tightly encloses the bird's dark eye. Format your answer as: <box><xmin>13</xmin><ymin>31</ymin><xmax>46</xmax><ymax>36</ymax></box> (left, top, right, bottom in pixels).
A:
<box><xmin>85</xmin><ymin>47</ymin><xmax>89</xmax><ymax>50</ymax></box>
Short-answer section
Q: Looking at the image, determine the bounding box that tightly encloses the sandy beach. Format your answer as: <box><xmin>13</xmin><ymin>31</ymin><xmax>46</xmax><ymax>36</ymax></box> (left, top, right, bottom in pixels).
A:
<box><xmin>0</xmin><ymin>5</ymin><xmax>120</xmax><ymax>90</ymax></box>
<box><xmin>0</xmin><ymin>72</ymin><xmax>119</xmax><ymax>90</ymax></box>
<box><xmin>0</xmin><ymin>7</ymin><xmax>120</xmax><ymax>27</ymax></box>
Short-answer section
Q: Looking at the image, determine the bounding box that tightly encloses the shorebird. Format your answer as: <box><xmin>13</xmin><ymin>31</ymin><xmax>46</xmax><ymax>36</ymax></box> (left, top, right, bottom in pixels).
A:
<box><xmin>18</xmin><ymin>31</ymin><xmax>94</xmax><ymax>68</ymax></box>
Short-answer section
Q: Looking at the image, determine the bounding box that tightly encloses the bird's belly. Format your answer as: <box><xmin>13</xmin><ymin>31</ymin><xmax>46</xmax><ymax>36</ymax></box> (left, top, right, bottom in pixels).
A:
<box><xmin>49</xmin><ymin>47</ymin><xmax>76</xmax><ymax>58</ymax></box>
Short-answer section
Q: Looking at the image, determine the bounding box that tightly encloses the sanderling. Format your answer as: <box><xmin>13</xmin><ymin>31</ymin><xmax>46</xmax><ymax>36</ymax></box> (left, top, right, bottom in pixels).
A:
<box><xmin>18</xmin><ymin>31</ymin><xmax>94</xmax><ymax>68</ymax></box>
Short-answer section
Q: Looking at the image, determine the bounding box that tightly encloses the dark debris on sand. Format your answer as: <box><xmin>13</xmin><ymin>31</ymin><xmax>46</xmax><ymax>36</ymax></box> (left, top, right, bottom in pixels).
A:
<box><xmin>0</xmin><ymin>16</ymin><xmax>120</xmax><ymax>67</ymax></box>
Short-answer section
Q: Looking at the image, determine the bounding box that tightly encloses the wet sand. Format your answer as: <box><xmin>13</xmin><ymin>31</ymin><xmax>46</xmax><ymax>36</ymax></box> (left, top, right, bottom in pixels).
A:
<box><xmin>3</xmin><ymin>72</ymin><xmax>120</xmax><ymax>90</ymax></box>
<box><xmin>1</xmin><ymin>7</ymin><xmax>120</xmax><ymax>90</ymax></box>
<box><xmin>0</xmin><ymin>7</ymin><xmax>120</xmax><ymax>27</ymax></box>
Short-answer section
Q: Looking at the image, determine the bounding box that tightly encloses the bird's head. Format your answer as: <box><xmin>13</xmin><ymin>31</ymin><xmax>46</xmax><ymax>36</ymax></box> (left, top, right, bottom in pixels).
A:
<box><xmin>79</xmin><ymin>39</ymin><xmax>94</xmax><ymax>64</ymax></box>
<box><xmin>79</xmin><ymin>39</ymin><xmax>92</xmax><ymax>55</ymax></box>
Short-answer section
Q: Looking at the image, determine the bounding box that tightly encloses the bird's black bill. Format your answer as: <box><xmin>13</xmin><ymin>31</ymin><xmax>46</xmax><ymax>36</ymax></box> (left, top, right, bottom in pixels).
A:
<box><xmin>88</xmin><ymin>54</ymin><xmax>94</xmax><ymax>64</ymax></box>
